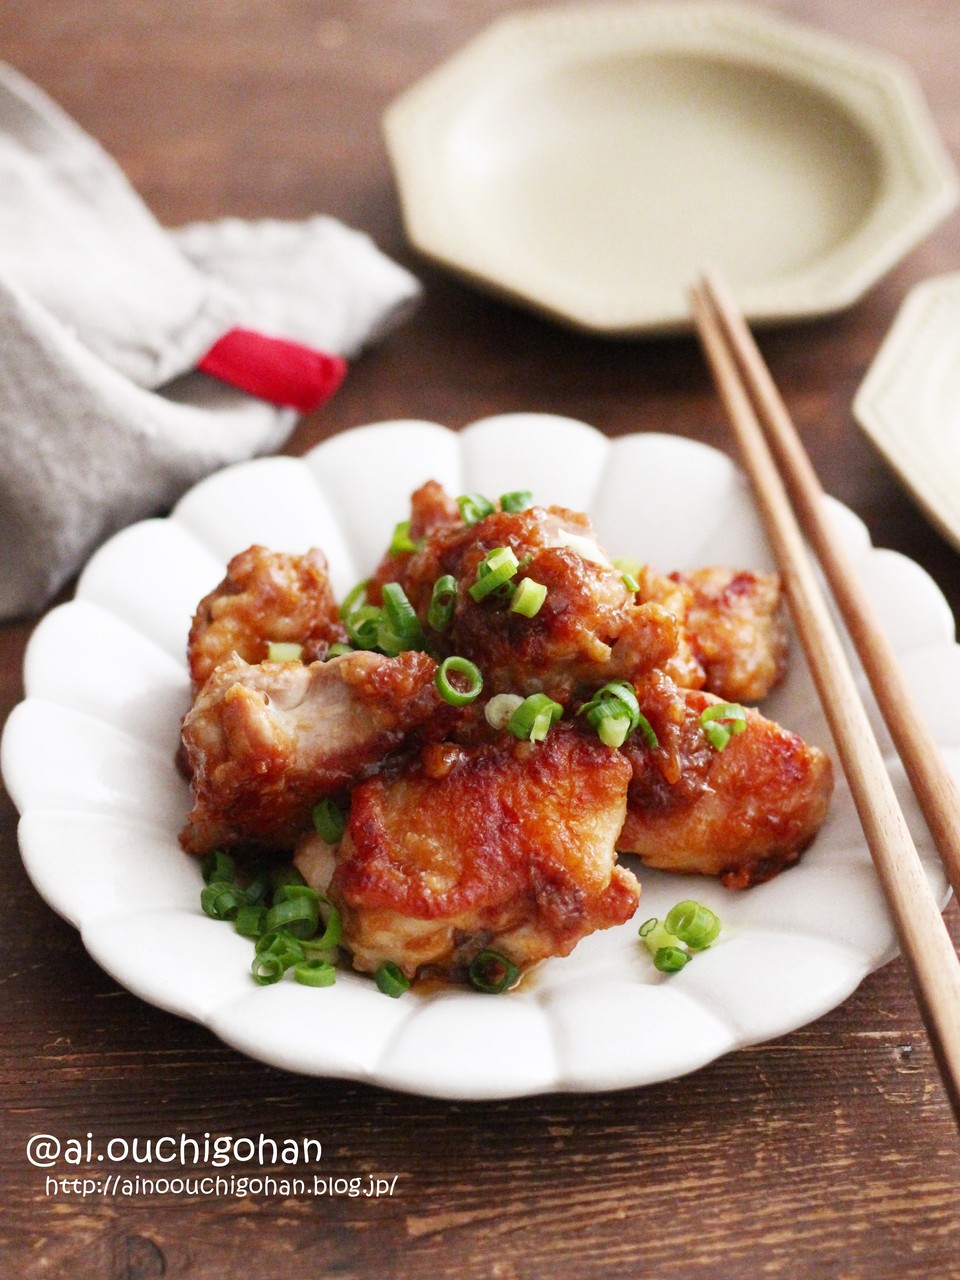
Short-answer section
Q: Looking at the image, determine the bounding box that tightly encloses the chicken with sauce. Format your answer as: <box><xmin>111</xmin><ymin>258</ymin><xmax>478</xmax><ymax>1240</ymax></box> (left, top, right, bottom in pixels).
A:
<box><xmin>179</xmin><ymin>479</ymin><xmax>834</xmax><ymax>989</ymax></box>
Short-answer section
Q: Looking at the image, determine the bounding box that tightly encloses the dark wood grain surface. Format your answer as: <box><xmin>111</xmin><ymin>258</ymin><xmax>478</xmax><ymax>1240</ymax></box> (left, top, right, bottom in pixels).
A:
<box><xmin>3</xmin><ymin>1</ymin><xmax>960</xmax><ymax>1276</ymax></box>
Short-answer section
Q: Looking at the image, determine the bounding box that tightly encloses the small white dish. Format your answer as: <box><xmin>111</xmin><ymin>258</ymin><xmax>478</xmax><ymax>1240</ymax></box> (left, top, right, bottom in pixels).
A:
<box><xmin>2</xmin><ymin>416</ymin><xmax>956</xmax><ymax>1098</ymax></box>
<box><xmin>854</xmin><ymin>273</ymin><xmax>960</xmax><ymax>554</ymax></box>
<box><xmin>384</xmin><ymin>3</ymin><xmax>957</xmax><ymax>334</ymax></box>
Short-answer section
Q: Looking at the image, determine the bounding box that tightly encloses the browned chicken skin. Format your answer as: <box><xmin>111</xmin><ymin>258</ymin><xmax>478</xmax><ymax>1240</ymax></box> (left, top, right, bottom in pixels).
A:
<box><xmin>325</xmin><ymin>724</ymin><xmax>639</xmax><ymax>980</ymax></box>
<box><xmin>179</xmin><ymin>649</ymin><xmax>456</xmax><ymax>855</ymax></box>
<box><xmin>373</xmin><ymin>487</ymin><xmax>680</xmax><ymax>702</ymax></box>
<box><xmin>673</xmin><ymin>566</ymin><xmax>788</xmax><ymax>704</ymax></box>
<box><xmin>187</xmin><ymin>545</ymin><xmax>345</xmax><ymax>693</ymax></box>
<box><xmin>618</xmin><ymin>677</ymin><xmax>833</xmax><ymax>888</ymax></box>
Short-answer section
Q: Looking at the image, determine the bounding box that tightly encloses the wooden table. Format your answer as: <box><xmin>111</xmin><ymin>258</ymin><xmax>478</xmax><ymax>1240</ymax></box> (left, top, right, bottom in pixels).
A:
<box><xmin>3</xmin><ymin>1</ymin><xmax>959</xmax><ymax>1275</ymax></box>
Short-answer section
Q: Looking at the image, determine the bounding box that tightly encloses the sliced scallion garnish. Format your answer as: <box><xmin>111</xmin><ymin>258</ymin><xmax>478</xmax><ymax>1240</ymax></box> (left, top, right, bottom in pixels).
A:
<box><xmin>375</xmin><ymin>961</ymin><xmax>411</xmax><ymax>998</ymax></box>
<box><xmin>234</xmin><ymin>904</ymin><xmax>267</xmax><ymax>938</ymax></box>
<box><xmin>484</xmin><ymin>692</ymin><xmax>524</xmax><ymax>730</ymax></box>
<box><xmin>499</xmin><ymin>489</ymin><xmax>533</xmax><ymax>513</ymax></box>
<box><xmin>509</xmin><ymin>577</ymin><xmax>547</xmax><ymax>618</ymax></box>
<box><xmin>664</xmin><ymin>900</ymin><xmax>721</xmax><ymax>951</ymax></box>
<box><xmin>435</xmin><ymin>655</ymin><xmax>483</xmax><ymax>706</ymax></box>
<box><xmin>457</xmin><ymin>492</ymin><xmax>495</xmax><ymax>525</ymax></box>
<box><xmin>427</xmin><ymin>574</ymin><xmax>458</xmax><ymax>632</ymax></box>
<box><xmin>469</xmin><ymin>546</ymin><xmax>520</xmax><ymax>602</ymax></box>
<box><xmin>294</xmin><ymin>959</ymin><xmax>337</xmax><ymax>987</ymax></box>
<box><xmin>389</xmin><ymin>520</ymin><xmax>421</xmax><ymax>555</ymax></box>
<box><xmin>344</xmin><ymin>603</ymin><xmax>382</xmax><ymax>650</ymax></box>
<box><xmin>200</xmin><ymin>881</ymin><xmax>245</xmax><ymax>921</ymax></box>
<box><xmin>507</xmin><ymin>692</ymin><xmax>563</xmax><ymax>743</ymax></box>
<box><xmin>468</xmin><ymin>949</ymin><xmax>520</xmax><ymax>994</ymax></box>
<box><xmin>264</xmin><ymin>893</ymin><xmax>319</xmax><ymax>941</ymax></box>
<box><xmin>266</xmin><ymin>641</ymin><xmax>303</xmax><ymax>663</ymax></box>
<box><xmin>326</xmin><ymin>642</ymin><xmax>354</xmax><ymax>659</ymax></box>
<box><xmin>578</xmin><ymin>681</ymin><xmax>657</xmax><ymax>749</ymax></box>
<box><xmin>654</xmin><ymin>946</ymin><xmax>690</xmax><ymax>973</ymax></box>
<box><xmin>201</xmin><ymin>850</ymin><xmax>236</xmax><ymax>885</ymax></box>
<box><xmin>312</xmin><ymin>796</ymin><xmax>347</xmax><ymax>844</ymax></box>
<box><xmin>339</xmin><ymin>579</ymin><xmax>370</xmax><ymax>620</ymax></box>
<box><xmin>700</xmin><ymin>702</ymin><xmax>748</xmax><ymax>751</ymax></box>
<box><xmin>378</xmin><ymin>582</ymin><xmax>427</xmax><ymax>655</ymax></box>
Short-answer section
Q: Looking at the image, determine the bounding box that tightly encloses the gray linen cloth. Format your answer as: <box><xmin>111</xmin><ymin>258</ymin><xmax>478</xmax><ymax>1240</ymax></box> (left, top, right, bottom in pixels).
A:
<box><xmin>0</xmin><ymin>62</ymin><xmax>420</xmax><ymax>619</ymax></box>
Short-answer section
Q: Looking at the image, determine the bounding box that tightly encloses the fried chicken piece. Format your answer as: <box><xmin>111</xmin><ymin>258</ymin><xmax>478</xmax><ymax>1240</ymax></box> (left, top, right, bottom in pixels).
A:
<box><xmin>179</xmin><ymin>650</ymin><xmax>456</xmax><ymax>855</ymax></box>
<box><xmin>617</xmin><ymin>676</ymin><xmax>833</xmax><ymax>888</ymax></box>
<box><xmin>187</xmin><ymin>545</ymin><xmax>345</xmax><ymax>692</ymax></box>
<box><xmin>372</xmin><ymin>487</ymin><xmax>681</xmax><ymax>703</ymax></box>
<box><xmin>670</xmin><ymin>566</ymin><xmax>788</xmax><ymax>703</ymax></box>
<box><xmin>323</xmin><ymin>724</ymin><xmax>639</xmax><ymax>981</ymax></box>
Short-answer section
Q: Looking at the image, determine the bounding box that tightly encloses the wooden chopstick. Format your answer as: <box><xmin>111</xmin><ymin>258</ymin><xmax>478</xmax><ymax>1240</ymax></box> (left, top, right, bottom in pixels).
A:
<box><xmin>690</xmin><ymin>273</ymin><xmax>960</xmax><ymax>1125</ymax></box>
<box><xmin>701</xmin><ymin>267</ymin><xmax>960</xmax><ymax>906</ymax></box>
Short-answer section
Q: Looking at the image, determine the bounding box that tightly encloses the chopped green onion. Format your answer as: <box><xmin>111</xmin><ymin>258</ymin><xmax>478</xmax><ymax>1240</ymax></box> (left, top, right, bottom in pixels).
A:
<box><xmin>613</xmin><ymin>557</ymin><xmax>641</xmax><ymax>578</ymax></box>
<box><xmin>596</xmin><ymin>713</ymin><xmax>631</xmax><ymax>749</ymax></box>
<box><xmin>311</xmin><ymin>897</ymin><xmax>342</xmax><ymax>951</ymax></box>
<box><xmin>339</xmin><ymin>579</ymin><xmax>370</xmax><ymax>620</ymax></box>
<box><xmin>251</xmin><ymin>952</ymin><xmax>286</xmax><ymax>985</ymax></box>
<box><xmin>375</xmin><ymin>961</ymin><xmax>411</xmax><ymax>998</ymax></box>
<box><xmin>664</xmin><ymin>900</ymin><xmax>721</xmax><ymax>951</ymax></box>
<box><xmin>427</xmin><ymin>574</ymin><xmax>458</xmax><ymax>632</ymax></box>
<box><xmin>435</xmin><ymin>655</ymin><xmax>483</xmax><ymax>706</ymax></box>
<box><xmin>200</xmin><ymin>881</ymin><xmax>245</xmax><ymax>921</ymax></box>
<box><xmin>700</xmin><ymin>702</ymin><xmax>748</xmax><ymax>751</ymax></box>
<box><xmin>510</xmin><ymin>577</ymin><xmax>547</xmax><ymax>618</ymax></box>
<box><xmin>266</xmin><ymin>641</ymin><xmax>303</xmax><ymax>663</ymax></box>
<box><xmin>499</xmin><ymin>489</ymin><xmax>533</xmax><ymax>513</ymax></box>
<box><xmin>457</xmin><ymin>492</ymin><xmax>495</xmax><ymax>525</ymax></box>
<box><xmin>468</xmin><ymin>949</ymin><xmax>520</xmax><ymax>994</ymax></box>
<box><xmin>389</xmin><ymin>520</ymin><xmax>421</xmax><ymax>555</ymax></box>
<box><xmin>638</xmin><ymin>918</ymin><xmax>680</xmax><ymax>954</ymax></box>
<box><xmin>254</xmin><ymin>931</ymin><xmax>306</xmax><ymax>965</ymax></box>
<box><xmin>485</xmin><ymin>692</ymin><xmax>524</xmax><ymax>730</ymax></box>
<box><xmin>469</xmin><ymin>546</ymin><xmax>520</xmax><ymax>602</ymax></box>
<box><xmin>312</xmin><ymin>796</ymin><xmax>347</xmax><ymax>844</ymax></box>
<box><xmin>620</xmin><ymin>571</ymin><xmax>640</xmax><ymax>593</ymax></box>
<box><xmin>264</xmin><ymin>894</ymin><xmax>319</xmax><ymax>941</ymax></box>
<box><xmin>243</xmin><ymin>872</ymin><xmax>270</xmax><ymax>906</ymax></box>
<box><xmin>326</xmin><ymin>642</ymin><xmax>354</xmax><ymax>658</ymax></box>
<box><xmin>507</xmin><ymin>692</ymin><xmax>563</xmax><ymax>743</ymax></box>
<box><xmin>378</xmin><ymin>581</ymin><xmax>426</xmax><ymax>655</ymax></box>
<box><xmin>294</xmin><ymin>959</ymin><xmax>337</xmax><ymax>987</ymax></box>
<box><xmin>270</xmin><ymin>865</ymin><xmax>306</xmax><ymax>900</ymax></box>
<box><xmin>654</xmin><ymin>946</ymin><xmax>690</xmax><ymax>973</ymax></box>
<box><xmin>201</xmin><ymin>850</ymin><xmax>236</xmax><ymax>884</ymax></box>
<box><xmin>578</xmin><ymin>681</ymin><xmax>658</xmax><ymax>749</ymax></box>
<box><xmin>344</xmin><ymin>603</ymin><xmax>382</xmax><ymax>650</ymax></box>
<box><xmin>234</xmin><ymin>904</ymin><xmax>267</xmax><ymax>938</ymax></box>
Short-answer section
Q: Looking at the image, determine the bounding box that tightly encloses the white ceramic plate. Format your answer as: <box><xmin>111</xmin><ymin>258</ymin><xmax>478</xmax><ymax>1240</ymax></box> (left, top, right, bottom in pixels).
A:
<box><xmin>854</xmin><ymin>272</ymin><xmax>960</xmax><ymax>554</ymax></box>
<box><xmin>3</xmin><ymin>416</ymin><xmax>956</xmax><ymax>1099</ymax></box>
<box><xmin>384</xmin><ymin>4</ymin><xmax>957</xmax><ymax>334</ymax></box>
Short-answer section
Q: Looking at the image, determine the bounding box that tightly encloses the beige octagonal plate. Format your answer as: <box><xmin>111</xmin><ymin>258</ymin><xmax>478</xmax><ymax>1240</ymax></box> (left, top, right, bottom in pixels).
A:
<box><xmin>854</xmin><ymin>272</ymin><xmax>960</xmax><ymax>553</ymax></box>
<box><xmin>384</xmin><ymin>2</ymin><xmax>957</xmax><ymax>334</ymax></box>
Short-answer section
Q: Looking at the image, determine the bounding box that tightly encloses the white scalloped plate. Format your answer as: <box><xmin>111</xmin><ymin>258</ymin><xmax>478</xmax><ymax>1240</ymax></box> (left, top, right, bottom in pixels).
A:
<box><xmin>2</xmin><ymin>416</ymin><xmax>956</xmax><ymax>1098</ymax></box>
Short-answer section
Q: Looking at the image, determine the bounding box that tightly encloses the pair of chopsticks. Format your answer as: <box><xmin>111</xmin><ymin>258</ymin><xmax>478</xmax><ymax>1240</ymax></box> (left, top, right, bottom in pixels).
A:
<box><xmin>690</xmin><ymin>270</ymin><xmax>960</xmax><ymax>1126</ymax></box>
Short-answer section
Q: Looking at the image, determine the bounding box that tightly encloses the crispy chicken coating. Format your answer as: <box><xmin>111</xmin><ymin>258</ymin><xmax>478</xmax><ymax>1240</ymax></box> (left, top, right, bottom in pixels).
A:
<box><xmin>187</xmin><ymin>545</ymin><xmax>345</xmax><ymax>692</ymax></box>
<box><xmin>372</xmin><ymin>487</ymin><xmax>680</xmax><ymax>703</ymax></box>
<box><xmin>670</xmin><ymin>566</ymin><xmax>788</xmax><ymax>703</ymax></box>
<box><xmin>618</xmin><ymin>676</ymin><xmax>833</xmax><ymax>888</ymax></box>
<box><xmin>324</xmin><ymin>724</ymin><xmax>639</xmax><ymax>980</ymax></box>
<box><xmin>179</xmin><ymin>650</ymin><xmax>456</xmax><ymax>855</ymax></box>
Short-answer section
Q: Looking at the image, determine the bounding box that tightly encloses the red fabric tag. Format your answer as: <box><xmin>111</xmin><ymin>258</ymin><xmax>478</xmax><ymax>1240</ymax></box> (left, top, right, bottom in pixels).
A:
<box><xmin>197</xmin><ymin>328</ymin><xmax>347</xmax><ymax>412</ymax></box>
